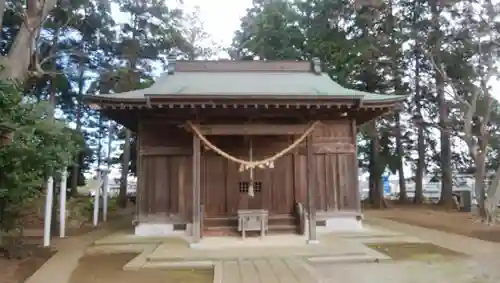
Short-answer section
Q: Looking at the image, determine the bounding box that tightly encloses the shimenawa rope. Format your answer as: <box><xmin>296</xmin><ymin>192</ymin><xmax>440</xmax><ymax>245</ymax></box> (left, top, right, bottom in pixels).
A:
<box><xmin>187</xmin><ymin>121</ymin><xmax>319</xmax><ymax>169</ymax></box>
<box><xmin>187</xmin><ymin>121</ymin><xmax>320</xmax><ymax>196</ymax></box>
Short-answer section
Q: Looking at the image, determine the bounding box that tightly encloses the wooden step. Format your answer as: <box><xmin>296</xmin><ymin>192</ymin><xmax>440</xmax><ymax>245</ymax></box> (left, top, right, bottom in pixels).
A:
<box><xmin>204</xmin><ymin>214</ymin><xmax>296</xmax><ymax>228</ymax></box>
<box><xmin>203</xmin><ymin>223</ymin><xmax>298</xmax><ymax>237</ymax></box>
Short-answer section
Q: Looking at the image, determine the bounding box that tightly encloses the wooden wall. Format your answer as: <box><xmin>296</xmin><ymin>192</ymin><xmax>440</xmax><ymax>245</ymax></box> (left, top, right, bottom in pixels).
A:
<box><xmin>136</xmin><ymin>119</ymin><xmax>359</xmax><ymax>224</ymax></box>
<box><xmin>292</xmin><ymin>121</ymin><xmax>358</xmax><ymax>212</ymax></box>
<box><xmin>138</xmin><ymin>121</ymin><xmax>193</xmax><ymax>222</ymax></box>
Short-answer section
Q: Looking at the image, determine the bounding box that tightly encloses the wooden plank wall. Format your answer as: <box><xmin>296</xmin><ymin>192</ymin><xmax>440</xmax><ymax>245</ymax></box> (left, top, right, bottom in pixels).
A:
<box><xmin>138</xmin><ymin>121</ymin><xmax>193</xmax><ymax>222</ymax></box>
<box><xmin>137</xmin><ymin>119</ymin><xmax>358</xmax><ymax>224</ymax></box>
<box><xmin>138</xmin><ymin>121</ymin><xmax>298</xmax><ymax>221</ymax></box>
<box><xmin>295</xmin><ymin>121</ymin><xmax>358</xmax><ymax>212</ymax></box>
<box><xmin>201</xmin><ymin>135</ymin><xmax>295</xmax><ymax>218</ymax></box>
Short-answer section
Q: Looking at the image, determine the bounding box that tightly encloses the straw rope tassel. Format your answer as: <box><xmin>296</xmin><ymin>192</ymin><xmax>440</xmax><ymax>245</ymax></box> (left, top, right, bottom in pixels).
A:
<box><xmin>248</xmin><ymin>138</ymin><xmax>255</xmax><ymax>197</ymax></box>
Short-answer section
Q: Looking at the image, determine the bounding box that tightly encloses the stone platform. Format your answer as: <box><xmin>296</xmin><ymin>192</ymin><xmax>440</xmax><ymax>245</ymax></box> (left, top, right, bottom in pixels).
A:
<box><xmin>86</xmin><ymin>225</ymin><xmax>424</xmax><ymax>283</ymax></box>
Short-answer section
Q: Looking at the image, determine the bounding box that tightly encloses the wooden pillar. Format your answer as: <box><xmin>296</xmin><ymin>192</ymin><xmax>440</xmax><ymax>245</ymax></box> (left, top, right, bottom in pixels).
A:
<box><xmin>306</xmin><ymin>135</ymin><xmax>318</xmax><ymax>244</ymax></box>
<box><xmin>135</xmin><ymin>124</ymin><xmax>144</xmax><ymax>224</ymax></box>
<box><xmin>352</xmin><ymin>120</ymin><xmax>361</xmax><ymax>213</ymax></box>
<box><xmin>192</xmin><ymin>135</ymin><xmax>201</xmax><ymax>244</ymax></box>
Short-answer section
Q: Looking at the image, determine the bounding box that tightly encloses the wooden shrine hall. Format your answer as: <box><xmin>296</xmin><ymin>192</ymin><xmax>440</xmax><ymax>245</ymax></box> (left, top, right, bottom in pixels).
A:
<box><xmin>85</xmin><ymin>58</ymin><xmax>405</xmax><ymax>245</ymax></box>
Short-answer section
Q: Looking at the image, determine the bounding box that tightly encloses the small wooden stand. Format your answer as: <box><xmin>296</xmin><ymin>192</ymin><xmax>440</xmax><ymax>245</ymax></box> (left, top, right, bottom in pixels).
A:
<box><xmin>237</xmin><ymin>209</ymin><xmax>268</xmax><ymax>239</ymax></box>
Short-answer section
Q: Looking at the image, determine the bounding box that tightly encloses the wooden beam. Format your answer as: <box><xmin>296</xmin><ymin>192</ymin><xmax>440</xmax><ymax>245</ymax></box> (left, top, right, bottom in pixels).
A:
<box><xmin>306</xmin><ymin>135</ymin><xmax>318</xmax><ymax>243</ymax></box>
<box><xmin>192</xmin><ymin>135</ymin><xmax>201</xmax><ymax>244</ymax></box>
<box><xmin>351</xmin><ymin>120</ymin><xmax>361</xmax><ymax>214</ymax></box>
<box><xmin>140</xmin><ymin>146</ymin><xmax>191</xmax><ymax>156</ymax></box>
<box><xmin>193</xmin><ymin>124</ymin><xmax>310</xmax><ymax>135</ymax></box>
<box><xmin>136</xmin><ymin>123</ymin><xmax>144</xmax><ymax>223</ymax></box>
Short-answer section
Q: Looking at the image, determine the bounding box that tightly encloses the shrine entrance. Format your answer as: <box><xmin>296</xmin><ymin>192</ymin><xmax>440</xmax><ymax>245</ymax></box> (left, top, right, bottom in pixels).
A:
<box><xmin>193</xmin><ymin>123</ymin><xmax>317</xmax><ymax>237</ymax></box>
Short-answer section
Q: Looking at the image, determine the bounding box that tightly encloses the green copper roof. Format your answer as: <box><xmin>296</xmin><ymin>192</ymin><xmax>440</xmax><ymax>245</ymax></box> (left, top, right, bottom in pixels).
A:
<box><xmin>94</xmin><ymin>71</ymin><xmax>405</xmax><ymax>103</ymax></box>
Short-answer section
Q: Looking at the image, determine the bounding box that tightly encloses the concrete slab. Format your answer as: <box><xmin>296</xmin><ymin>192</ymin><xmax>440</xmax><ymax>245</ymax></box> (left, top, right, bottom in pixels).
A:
<box><xmin>268</xmin><ymin>258</ymin><xmax>300</xmax><ymax>283</ymax></box>
<box><xmin>147</xmin><ymin>236</ymin><xmax>381</xmax><ymax>262</ymax></box>
<box><xmin>213</xmin><ymin>262</ymin><xmax>223</xmax><ymax>283</ymax></box>
<box><xmin>193</xmin><ymin>234</ymin><xmax>308</xmax><ymax>249</ymax></box>
<box><xmin>353</xmin><ymin>236</ymin><xmax>426</xmax><ymax>244</ymax></box>
<box><xmin>323</xmin><ymin>225</ymin><xmax>404</xmax><ymax>239</ymax></box>
<box><xmin>86</xmin><ymin>243</ymin><xmax>153</xmax><ymax>255</ymax></box>
<box><xmin>307</xmin><ymin>253</ymin><xmax>390</xmax><ymax>264</ymax></box>
<box><xmin>143</xmin><ymin>260</ymin><xmax>215</xmax><ymax>269</ymax></box>
<box><xmin>92</xmin><ymin>232</ymin><xmax>187</xmax><ymax>246</ymax></box>
<box><xmin>238</xmin><ymin>259</ymin><xmax>259</xmax><ymax>283</ymax></box>
<box><xmin>122</xmin><ymin>245</ymin><xmax>159</xmax><ymax>271</ymax></box>
<box><xmin>253</xmin><ymin>259</ymin><xmax>280</xmax><ymax>282</ymax></box>
<box><xmin>221</xmin><ymin>261</ymin><xmax>240</xmax><ymax>283</ymax></box>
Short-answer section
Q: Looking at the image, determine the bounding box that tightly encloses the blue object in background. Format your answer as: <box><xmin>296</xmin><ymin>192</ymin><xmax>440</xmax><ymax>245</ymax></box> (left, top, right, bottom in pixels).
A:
<box><xmin>383</xmin><ymin>175</ymin><xmax>391</xmax><ymax>196</ymax></box>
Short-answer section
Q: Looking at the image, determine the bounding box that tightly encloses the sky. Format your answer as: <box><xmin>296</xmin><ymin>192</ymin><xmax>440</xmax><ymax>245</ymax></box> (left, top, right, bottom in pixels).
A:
<box><xmin>180</xmin><ymin>0</ymin><xmax>252</xmax><ymax>53</ymax></box>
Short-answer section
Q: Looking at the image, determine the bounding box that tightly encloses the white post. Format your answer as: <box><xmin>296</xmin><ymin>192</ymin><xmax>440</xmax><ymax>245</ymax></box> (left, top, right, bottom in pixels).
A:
<box><xmin>59</xmin><ymin>170</ymin><xmax>67</xmax><ymax>238</ymax></box>
<box><xmin>43</xmin><ymin>177</ymin><xmax>54</xmax><ymax>247</ymax></box>
<box><xmin>102</xmin><ymin>168</ymin><xmax>109</xmax><ymax>222</ymax></box>
<box><xmin>93</xmin><ymin>170</ymin><xmax>102</xmax><ymax>227</ymax></box>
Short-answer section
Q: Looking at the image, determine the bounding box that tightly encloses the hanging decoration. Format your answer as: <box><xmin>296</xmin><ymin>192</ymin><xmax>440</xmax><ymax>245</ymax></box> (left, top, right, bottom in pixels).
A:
<box><xmin>187</xmin><ymin>121</ymin><xmax>320</xmax><ymax>181</ymax></box>
<box><xmin>248</xmin><ymin>138</ymin><xmax>255</xmax><ymax>197</ymax></box>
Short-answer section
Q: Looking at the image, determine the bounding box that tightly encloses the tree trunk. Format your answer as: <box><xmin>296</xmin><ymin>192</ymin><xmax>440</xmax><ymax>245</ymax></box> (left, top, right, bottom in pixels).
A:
<box><xmin>412</xmin><ymin>0</ymin><xmax>424</xmax><ymax>205</ymax></box>
<box><xmin>414</xmin><ymin>108</ymin><xmax>425</xmax><ymax>204</ymax></box>
<box><xmin>474</xmin><ymin>152</ymin><xmax>487</xmax><ymax>217</ymax></box>
<box><xmin>386</xmin><ymin>0</ymin><xmax>407</xmax><ymax>203</ymax></box>
<box><xmin>0</xmin><ymin>0</ymin><xmax>59</xmax><ymax>82</ymax></box>
<box><xmin>430</xmin><ymin>0</ymin><xmax>453</xmax><ymax>207</ymax></box>
<box><xmin>395</xmin><ymin>114</ymin><xmax>407</xmax><ymax>202</ymax></box>
<box><xmin>118</xmin><ymin>129</ymin><xmax>132</xmax><ymax>208</ymax></box>
<box><xmin>413</xmin><ymin>50</ymin><xmax>425</xmax><ymax>204</ymax></box>
<box><xmin>70</xmin><ymin>68</ymin><xmax>85</xmax><ymax>197</ymax></box>
<box><xmin>368</xmin><ymin>121</ymin><xmax>386</xmax><ymax>208</ymax></box>
<box><xmin>48</xmin><ymin>78</ymin><xmax>58</xmax><ymax>236</ymax></box>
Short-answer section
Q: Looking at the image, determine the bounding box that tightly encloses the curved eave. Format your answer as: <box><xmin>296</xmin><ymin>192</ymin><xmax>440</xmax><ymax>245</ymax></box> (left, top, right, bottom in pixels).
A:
<box><xmin>84</xmin><ymin>95</ymin><xmax>146</xmax><ymax>110</ymax></box>
<box><xmin>84</xmin><ymin>95</ymin><xmax>145</xmax><ymax>103</ymax></box>
<box><xmin>84</xmin><ymin>94</ymin><xmax>366</xmax><ymax>110</ymax></box>
<box><xmin>355</xmin><ymin>97</ymin><xmax>407</xmax><ymax>126</ymax></box>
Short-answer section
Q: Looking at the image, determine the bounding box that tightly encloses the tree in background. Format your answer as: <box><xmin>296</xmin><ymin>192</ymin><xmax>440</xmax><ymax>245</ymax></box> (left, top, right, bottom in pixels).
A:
<box><xmin>0</xmin><ymin>81</ymin><xmax>82</xmax><ymax>243</ymax></box>
<box><xmin>432</xmin><ymin>0</ymin><xmax>500</xmax><ymax>222</ymax></box>
<box><xmin>230</xmin><ymin>0</ymin><xmax>500</xmax><ymax>215</ymax></box>
<box><xmin>103</xmin><ymin>0</ymin><xmax>189</xmax><ymax>207</ymax></box>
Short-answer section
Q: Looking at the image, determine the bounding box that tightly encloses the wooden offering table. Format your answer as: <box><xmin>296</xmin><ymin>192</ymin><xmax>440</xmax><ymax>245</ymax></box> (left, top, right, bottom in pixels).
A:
<box><xmin>237</xmin><ymin>209</ymin><xmax>268</xmax><ymax>239</ymax></box>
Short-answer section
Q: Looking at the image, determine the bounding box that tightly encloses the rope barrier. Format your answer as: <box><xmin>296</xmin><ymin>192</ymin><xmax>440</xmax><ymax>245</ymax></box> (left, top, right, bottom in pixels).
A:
<box><xmin>187</xmin><ymin>121</ymin><xmax>320</xmax><ymax>170</ymax></box>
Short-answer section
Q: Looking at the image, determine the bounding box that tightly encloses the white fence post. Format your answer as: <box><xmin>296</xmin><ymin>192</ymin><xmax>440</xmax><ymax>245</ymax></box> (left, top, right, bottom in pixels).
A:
<box><xmin>43</xmin><ymin>177</ymin><xmax>54</xmax><ymax>247</ymax></box>
<box><xmin>102</xmin><ymin>168</ymin><xmax>110</xmax><ymax>222</ymax></box>
<box><xmin>59</xmin><ymin>170</ymin><xmax>67</xmax><ymax>238</ymax></box>
<box><xmin>93</xmin><ymin>170</ymin><xmax>102</xmax><ymax>227</ymax></box>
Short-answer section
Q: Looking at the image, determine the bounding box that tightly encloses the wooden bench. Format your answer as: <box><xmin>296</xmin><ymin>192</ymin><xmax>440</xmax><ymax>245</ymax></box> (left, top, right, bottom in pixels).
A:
<box><xmin>237</xmin><ymin>209</ymin><xmax>268</xmax><ymax>239</ymax></box>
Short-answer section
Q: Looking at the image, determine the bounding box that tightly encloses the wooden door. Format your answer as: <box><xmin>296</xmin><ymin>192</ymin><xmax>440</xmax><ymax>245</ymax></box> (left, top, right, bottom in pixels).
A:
<box><xmin>237</xmin><ymin>168</ymin><xmax>264</xmax><ymax>210</ymax></box>
<box><xmin>202</xmin><ymin>154</ymin><xmax>227</xmax><ymax>218</ymax></box>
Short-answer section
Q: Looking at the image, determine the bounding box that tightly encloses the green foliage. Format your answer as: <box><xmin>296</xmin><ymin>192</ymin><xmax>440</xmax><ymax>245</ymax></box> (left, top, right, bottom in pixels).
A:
<box><xmin>0</xmin><ymin>80</ymin><xmax>83</xmax><ymax>234</ymax></box>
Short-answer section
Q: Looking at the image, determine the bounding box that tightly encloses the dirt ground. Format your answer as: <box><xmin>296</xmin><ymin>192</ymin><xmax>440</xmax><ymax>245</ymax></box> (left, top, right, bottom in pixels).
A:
<box><xmin>0</xmin><ymin>238</ymin><xmax>55</xmax><ymax>283</ymax></box>
<box><xmin>365</xmin><ymin>206</ymin><xmax>500</xmax><ymax>242</ymax></box>
<box><xmin>0</xmin><ymin>205</ymin><xmax>135</xmax><ymax>283</ymax></box>
<box><xmin>68</xmin><ymin>253</ymin><xmax>213</xmax><ymax>283</ymax></box>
